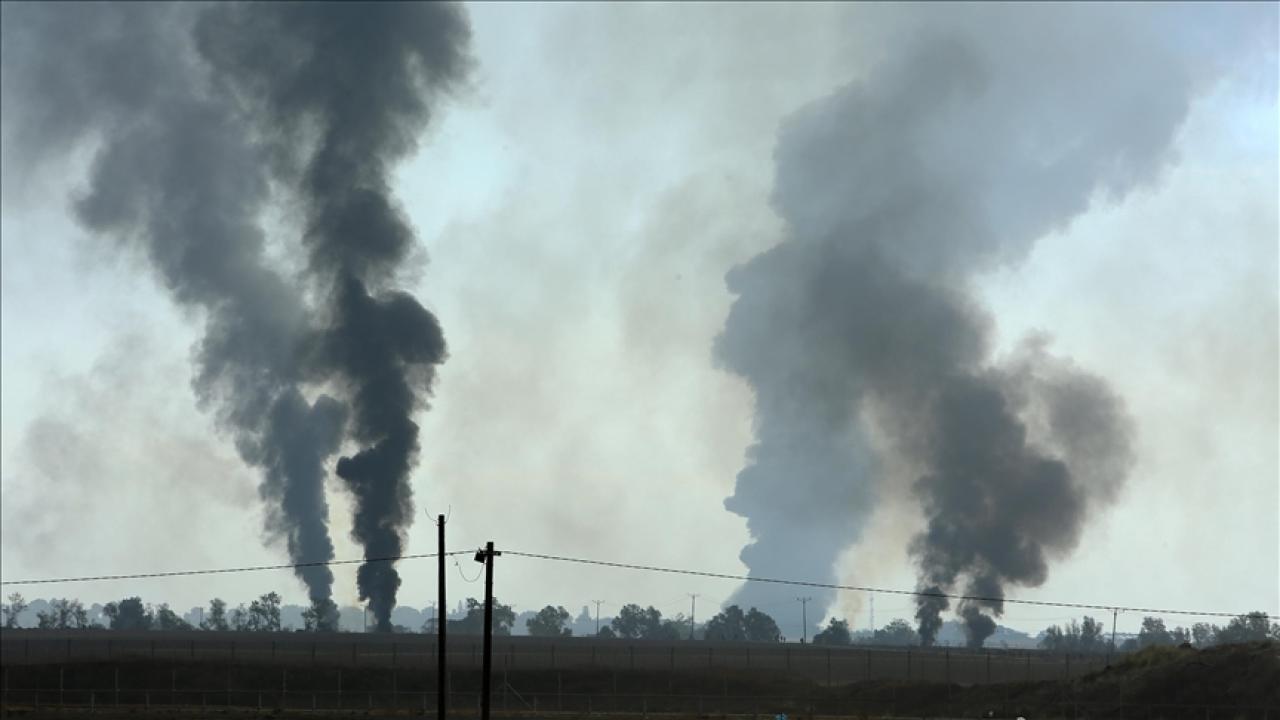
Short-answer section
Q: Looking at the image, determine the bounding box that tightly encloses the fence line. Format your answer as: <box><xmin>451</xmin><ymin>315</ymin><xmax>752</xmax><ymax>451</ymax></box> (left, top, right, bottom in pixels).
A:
<box><xmin>0</xmin><ymin>632</ymin><xmax>1108</xmax><ymax>686</ymax></box>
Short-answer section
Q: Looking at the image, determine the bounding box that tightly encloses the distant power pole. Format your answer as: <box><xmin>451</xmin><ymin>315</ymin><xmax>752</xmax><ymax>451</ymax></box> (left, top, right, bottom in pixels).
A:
<box><xmin>688</xmin><ymin>594</ymin><xmax>700</xmax><ymax>640</ymax></box>
<box><xmin>593</xmin><ymin>600</ymin><xmax>604</xmax><ymax>635</ymax></box>
<box><xmin>796</xmin><ymin>597</ymin><xmax>812</xmax><ymax>643</ymax></box>
<box><xmin>869</xmin><ymin>594</ymin><xmax>875</xmax><ymax>633</ymax></box>
<box><xmin>1108</xmin><ymin>608</ymin><xmax>1119</xmax><ymax>666</ymax></box>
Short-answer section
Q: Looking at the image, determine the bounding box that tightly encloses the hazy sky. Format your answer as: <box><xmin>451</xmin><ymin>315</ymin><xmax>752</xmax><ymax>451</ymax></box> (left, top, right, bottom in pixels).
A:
<box><xmin>1</xmin><ymin>2</ymin><xmax>1276</xmax><ymax>639</ymax></box>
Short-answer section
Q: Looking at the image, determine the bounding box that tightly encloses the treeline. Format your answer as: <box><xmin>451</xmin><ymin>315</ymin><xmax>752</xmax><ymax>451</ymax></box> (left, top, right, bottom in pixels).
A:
<box><xmin>1037</xmin><ymin>613</ymin><xmax>1280</xmax><ymax>652</ymax></box>
<box><xmin>4</xmin><ymin>592</ymin><xmax>1275</xmax><ymax>651</ymax></box>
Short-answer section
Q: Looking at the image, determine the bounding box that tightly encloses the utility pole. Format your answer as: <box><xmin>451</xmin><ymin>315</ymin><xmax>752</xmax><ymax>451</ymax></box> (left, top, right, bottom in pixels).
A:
<box><xmin>869</xmin><ymin>594</ymin><xmax>875</xmax><ymax>634</ymax></box>
<box><xmin>593</xmin><ymin>600</ymin><xmax>604</xmax><ymax>636</ymax></box>
<box><xmin>474</xmin><ymin>542</ymin><xmax>501</xmax><ymax>720</ymax></box>
<box><xmin>437</xmin><ymin>514</ymin><xmax>447</xmax><ymax>720</ymax></box>
<box><xmin>796</xmin><ymin>597</ymin><xmax>812</xmax><ymax>644</ymax></box>
<box><xmin>688</xmin><ymin>594</ymin><xmax>699</xmax><ymax>640</ymax></box>
<box><xmin>1108</xmin><ymin>608</ymin><xmax>1119</xmax><ymax>666</ymax></box>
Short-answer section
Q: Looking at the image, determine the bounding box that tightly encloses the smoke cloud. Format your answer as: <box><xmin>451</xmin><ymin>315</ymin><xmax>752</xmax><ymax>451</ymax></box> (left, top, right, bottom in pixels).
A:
<box><xmin>715</xmin><ymin>5</ymin><xmax>1217</xmax><ymax>644</ymax></box>
<box><xmin>1</xmin><ymin>2</ymin><xmax>469</xmax><ymax>630</ymax></box>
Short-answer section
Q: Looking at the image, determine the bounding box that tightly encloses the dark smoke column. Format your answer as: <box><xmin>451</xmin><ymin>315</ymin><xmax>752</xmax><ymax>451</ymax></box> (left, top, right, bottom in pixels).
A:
<box><xmin>715</xmin><ymin>4</ymin><xmax>1225</xmax><ymax>644</ymax></box>
<box><xmin>0</xmin><ymin>3</ymin><xmax>351</xmax><ymax>630</ymax></box>
<box><xmin>197</xmin><ymin>3</ymin><xmax>472</xmax><ymax>631</ymax></box>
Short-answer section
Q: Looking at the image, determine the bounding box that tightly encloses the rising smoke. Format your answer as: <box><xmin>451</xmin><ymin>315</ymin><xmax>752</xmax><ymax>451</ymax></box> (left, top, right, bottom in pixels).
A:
<box><xmin>1</xmin><ymin>2</ymin><xmax>470</xmax><ymax>631</ymax></box>
<box><xmin>716</xmin><ymin>5</ymin><xmax>1217</xmax><ymax>644</ymax></box>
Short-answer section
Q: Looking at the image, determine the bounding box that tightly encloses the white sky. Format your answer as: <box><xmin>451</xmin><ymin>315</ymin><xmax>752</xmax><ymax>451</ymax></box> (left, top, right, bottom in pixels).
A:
<box><xmin>1</xmin><ymin>2</ymin><xmax>1276</xmax><ymax>639</ymax></box>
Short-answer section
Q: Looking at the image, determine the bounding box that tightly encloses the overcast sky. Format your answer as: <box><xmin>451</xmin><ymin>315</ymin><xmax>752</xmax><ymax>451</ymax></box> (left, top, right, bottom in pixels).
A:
<box><xmin>1</xmin><ymin>2</ymin><xmax>1276</xmax><ymax>638</ymax></box>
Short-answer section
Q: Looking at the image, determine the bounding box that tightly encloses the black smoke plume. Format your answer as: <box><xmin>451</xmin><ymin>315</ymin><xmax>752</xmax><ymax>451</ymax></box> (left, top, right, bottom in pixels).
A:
<box><xmin>715</xmin><ymin>5</ymin><xmax>1213</xmax><ymax>644</ymax></box>
<box><xmin>195</xmin><ymin>3</ymin><xmax>470</xmax><ymax>631</ymax></box>
<box><xmin>1</xmin><ymin>3</ymin><xmax>470</xmax><ymax>631</ymax></box>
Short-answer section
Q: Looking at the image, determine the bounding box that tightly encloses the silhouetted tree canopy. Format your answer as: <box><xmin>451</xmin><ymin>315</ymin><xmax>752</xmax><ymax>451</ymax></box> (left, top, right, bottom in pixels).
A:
<box><xmin>526</xmin><ymin>605</ymin><xmax>573</xmax><ymax>637</ymax></box>
<box><xmin>37</xmin><ymin>598</ymin><xmax>90</xmax><ymax>629</ymax></box>
<box><xmin>104</xmin><ymin>597</ymin><xmax>152</xmax><ymax>631</ymax></box>
<box><xmin>450</xmin><ymin>597</ymin><xmax>515</xmax><ymax>635</ymax></box>
<box><xmin>813</xmin><ymin>618</ymin><xmax>852</xmax><ymax>646</ymax></box>
<box><xmin>3</xmin><ymin>593</ymin><xmax>29</xmax><ymax>629</ymax></box>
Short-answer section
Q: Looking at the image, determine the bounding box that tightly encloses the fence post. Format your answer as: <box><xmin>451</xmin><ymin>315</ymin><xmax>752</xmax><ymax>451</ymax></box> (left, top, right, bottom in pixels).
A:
<box><xmin>115</xmin><ymin>666</ymin><xmax>120</xmax><ymax>707</ymax></box>
<box><xmin>352</xmin><ymin>642</ymin><xmax>357</xmax><ymax>666</ymax></box>
<box><xmin>986</xmin><ymin>650</ymin><xmax>991</xmax><ymax>683</ymax></box>
<box><xmin>59</xmin><ymin>665</ymin><xmax>64</xmax><ymax>707</ymax></box>
<box><xmin>827</xmin><ymin>648</ymin><xmax>832</xmax><ymax>686</ymax></box>
<box><xmin>1025</xmin><ymin>652</ymin><xmax>1031</xmax><ymax>682</ymax></box>
<box><xmin>630</xmin><ymin>645</ymin><xmax>635</xmax><ymax>670</ymax></box>
<box><xmin>906</xmin><ymin>649</ymin><xmax>911</xmax><ymax>682</ymax></box>
<box><xmin>190</xmin><ymin>640</ymin><xmax>195</xmax><ymax>660</ymax></box>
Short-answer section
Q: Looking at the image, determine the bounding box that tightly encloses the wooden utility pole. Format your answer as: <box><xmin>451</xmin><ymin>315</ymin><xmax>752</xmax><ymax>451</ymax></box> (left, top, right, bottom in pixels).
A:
<box><xmin>476</xmin><ymin>542</ymin><xmax>501</xmax><ymax>720</ymax></box>
<box><xmin>437</xmin><ymin>514</ymin><xmax>447</xmax><ymax>720</ymax></box>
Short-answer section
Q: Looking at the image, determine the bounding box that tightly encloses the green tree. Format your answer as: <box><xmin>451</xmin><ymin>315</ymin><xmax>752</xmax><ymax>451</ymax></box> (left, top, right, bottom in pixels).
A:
<box><xmin>246</xmin><ymin>593</ymin><xmax>282</xmax><ymax>632</ymax></box>
<box><xmin>449</xmin><ymin>598</ymin><xmax>515</xmax><ymax>635</ymax></box>
<box><xmin>526</xmin><ymin>605</ymin><xmax>573</xmax><ymax>637</ymax></box>
<box><xmin>1215</xmin><ymin>612</ymin><xmax>1275</xmax><ymax>645</ymax></box>
<box><xmin>3</xmin><ymin>593</ymin><xmax>30</xmax><ymax>629</ymax></box>
<box><xmin>1138</xmin><ymin>617</ymin><xmax>1172</xmax><ymax>648</ymax></box>
<box><xmin>154</xmin><ymin>604</ymin><xmax>192</xmax><ymax>631</ymax></box>
<box><xmin>703</xmin><ymin>605</ymin><xmax>747</xmax><ymax>641</ymax></box>
<box><xmin>813</xmin><ymin>618</ymin><xmax>852</xmax><ymax>646</ymax></box>
<box><xmin>36</xmin><ymin>598</ymin><xmax>90</xmax><ymax>629</ymax></box>
<box><xmin>230</xmin><ymin>604</ymin><xmax>250</xmax><ymax>631</ymax></box>
<box><xmin>744</xmin><ymin>608</ymin><xmax>781</xmax><ymax>642</ymax></box>
<box><xmin>103</xmin><ymin>597</ymin><xmax>153</xmax><ymax>631</ymax></box>
<box><xmin>597</xmin><ymin>625</ymin><xmax>617</xmax><ymax>639</ymax></box>
<box><xmin>1079</xmin><ymin>616</ymin><xmax>1105</xmax><ymax>652</ymax></box>
<box><xmin>870</xmin><ymin>619</ymin><xmax>918</xmax><ymax>646</ymax></box>
<box><xmin>202</xmin><ymin>598</ymin><xmax>229</xmax><ymax>631</ymax></box>
<box><xmin>1190</xmin><ymin>622</ymin><xmax>1216</xmax><ymax>647</ymax></box>
<box><xmin>610</xmin><ymin>604</ymin><xmax>665</xmax><ymax>639</ymax></box>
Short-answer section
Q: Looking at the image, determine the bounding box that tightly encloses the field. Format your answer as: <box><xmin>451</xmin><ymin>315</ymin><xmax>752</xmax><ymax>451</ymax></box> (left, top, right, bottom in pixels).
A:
<box><xmin>2</xmin><ymin>631</ymin><xmax>1277</xmax><ymax>718</ymax></box>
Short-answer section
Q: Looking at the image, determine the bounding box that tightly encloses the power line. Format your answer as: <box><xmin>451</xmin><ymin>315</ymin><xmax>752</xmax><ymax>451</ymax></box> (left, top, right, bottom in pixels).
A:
<box><xmin>0</xmin><ymin>551</ymin><xmax>472</xmax><ymax>586</ymax></box>
<box><xmin>501</xmin><ymin>550</ymin><xmax>1278</xmax><ymax>621</ymax></box>
<box><xmin>2</xmin><ymin>546</ymin><xmax>1274</xmax><ymax>622</ymax></box>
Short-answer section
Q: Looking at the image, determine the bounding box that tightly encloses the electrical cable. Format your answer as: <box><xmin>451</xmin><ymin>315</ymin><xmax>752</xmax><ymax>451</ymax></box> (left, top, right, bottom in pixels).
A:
<box><xmin>0</xmin><ymin>551</ymin><xmax>471</xmax><ymax>586</ymax></box>
<box><xmin>501</xmin><ymin>550</ymin><xmax>1279</xmax><ymax>621</ymax></box>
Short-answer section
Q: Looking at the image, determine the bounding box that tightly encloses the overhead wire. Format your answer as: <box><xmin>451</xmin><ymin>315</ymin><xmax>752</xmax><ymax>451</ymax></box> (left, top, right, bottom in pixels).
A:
<box><xmin>1</xmin><ymin>546</ymin><xmax>1274</xmax><ymax>621</ymax></box>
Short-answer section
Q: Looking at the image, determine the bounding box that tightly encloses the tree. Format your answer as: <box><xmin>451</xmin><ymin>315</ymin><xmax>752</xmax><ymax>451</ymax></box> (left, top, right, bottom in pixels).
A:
<box><xmin>1039</xmin><ymin>624</ymin><xmax>1066</xmax><ymax>651</ymax></box>
<box><xmin>202</xmin><ymin>598</ymin><xmax>229</xmax><ymax>631</ymax></box>
<box><xmin>1216</xmin><ymin>612</ymin><xmax>1275</xmax><ymax>645</ymax></box>
<box><xmin>814</xmin><ymin>618</ymin><xmax>852</xmax><ymax>646</ymax></box>
<box><xmin>3</xmin><ymin>593</ymin><xmax>29</xmax><ymax>629</ymax></box>
<box><xmin>870</xmin><ymin>619</ymin><xmax>918</xmax><ymax>646</ymax></box>
<box><xmin>527</xmin><ymin>605</ymin><xmax>573</xmax><ymax>637</ymax></box>
<box><xmin>246</xmin><ymin>593</ymin><xmax>282</xmax><ymax>632</ymax></box>
<box><xmin>744</xmin><ymin>608</ymin><xmax>781</xmax><ymax>642</ymax></box>
<box><xmin>230</xmin><ymin>604</ymin><xmax>250</xmax><ymax>631</ymax></box>
<box><xmin>103</xmin><ymin>597</ymin><xmax>152</xmax><ymax>631</ymax></box>
<box><xmin>36</xmin><ymin>598</ymin><xmax>90</xmax><ymax>629</ymax></box>
<box><xmin>1191</xmin><ymin>622</ymin><xmax>1216</xmax><ymax>647</ymax></box>
<box><xmin>1079</xmin><ymin>616</ymin><xmax>1104</xmax><ymax>652</ymax></box>
<box><xmin>449</xmin><ymin>598</ymin><xmax>515</xmax><ymax>635</ymax></box>
<box><xmin>610</xmin><ymin>604</ymin><xmax>665</xmax><ymax>640</ymax></box>
<box><xmin>597</xmin><ymin>625</ymin><xmax>617</xmax><ymax>639</ymax></box>
<box><xmin>1138</xmin><ymin>617</ymin><xmax>1172</xmax><ymax>648</ymax></box>
<box><xmin>703</xmin><ymin>605</ymin><xmax>747</xmax><ymax>641</ymax></box>
<box><xmin>154</xmin><ymin>604</ymin><xmax>192</xmax><ymax>631</ymax></box>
